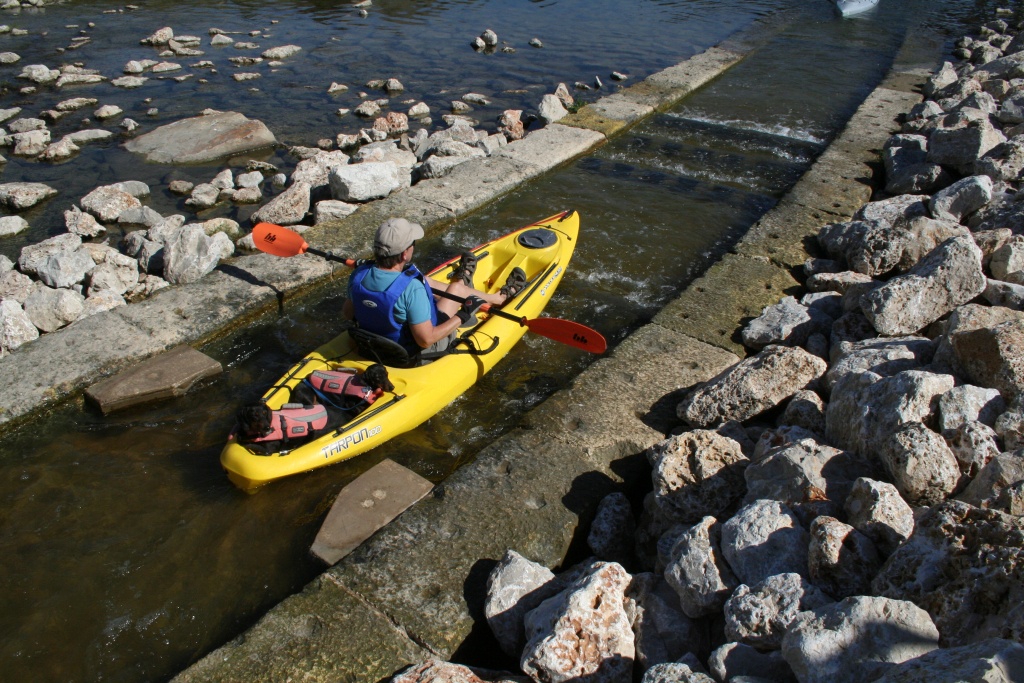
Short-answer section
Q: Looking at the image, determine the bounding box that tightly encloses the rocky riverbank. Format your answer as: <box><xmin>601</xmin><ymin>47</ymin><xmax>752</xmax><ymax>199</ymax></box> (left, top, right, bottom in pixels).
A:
<box><xmin>382</xmin><ymin>9</ymin><xmax>1024</xmax><ymax>683</ymax></box>
<box><xmin>0</xmin><ymin>7</ymin><xmax>605</xmax><ymax>356</ymax></box>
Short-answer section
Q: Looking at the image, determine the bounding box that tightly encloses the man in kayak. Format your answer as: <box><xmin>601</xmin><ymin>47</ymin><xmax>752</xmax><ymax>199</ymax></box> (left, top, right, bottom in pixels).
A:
<box><xmin>342</xmin><ymin>217</ymin><xmax>526</xmax><ymax>356</ymax></box>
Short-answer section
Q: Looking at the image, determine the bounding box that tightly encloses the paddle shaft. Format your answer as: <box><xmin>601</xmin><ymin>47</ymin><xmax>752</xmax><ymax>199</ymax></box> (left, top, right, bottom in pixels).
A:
<box><xmin>250</xmin><ymin>222</ymin><xmax>606</xmax><ymax>352</ymax></box>
<box><xmin>431</xmin><ymin>287</ymin><xmax>526</xmax><ymax>325</ymax></box>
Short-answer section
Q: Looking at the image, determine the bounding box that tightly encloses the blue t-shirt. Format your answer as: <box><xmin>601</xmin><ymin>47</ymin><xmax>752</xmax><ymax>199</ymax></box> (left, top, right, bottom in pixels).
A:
<box><xmin>348</xmin><ymin>267</ymin><xmax>434</xmax><ymax>325</ymax></box>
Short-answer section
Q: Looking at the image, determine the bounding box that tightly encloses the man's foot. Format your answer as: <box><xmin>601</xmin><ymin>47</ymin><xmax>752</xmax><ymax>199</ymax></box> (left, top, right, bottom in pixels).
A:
<box><xmin>448</xmin><ymin>252</ymin><xmax>477</xmax><ymax>286</ymax></box>
<box><xmin>499</xmin><ymin>267</ymin><xmax>527</xmax><ymax>300</ymax></box>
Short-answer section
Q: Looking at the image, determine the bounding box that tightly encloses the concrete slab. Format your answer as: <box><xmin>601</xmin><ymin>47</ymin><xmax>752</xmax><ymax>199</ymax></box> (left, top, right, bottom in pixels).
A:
<box><xmin>733</xmin><ymin>199</ymin><xmax>834</xmax><ymax>271</ymax></box>
<box><xmin>0</xmin><ymin>312</ymin><xmax>163</xmax><ymax>425</ymax></box>
<box><xmin>171</xmin><ymin>572</ymin><xmax>430</xmax><ymax>683</ymax></box>
<box><xmin>309</xmin><ymin>193</ymin><xmax>456</xmax><ymax>254</ymax></box>
<box><xmin>311</xmin><ymin>458</ymin><xmax>434</xmax><ymax>566</ymax></box>
<box><xmin>644</xmin><ymin>46</ymin><xmax>744</xmax><ymax>97</ymax></box>
<box><xmin>560</xmin><ymin>95</ymin><xmax>655</xmax><ymax>137</ymax></box>
<box><xmin>832</xmin><ymin>87</ymin><xmax>922</xmax><ymax>152</ymax></box>
<box><xmin>85</xmin><ymin>345</ymin><xmax>223</xmax><ymax>414</ymax></box>
<box><xmin>783</xmin><ymin>152</ymin><xmax>875</xmax><ymax>219</ymax></box>
<box><xmin>523</xmin><ymin>323</ymin><xmax>740</xmax><ymax>460</ymax></box>
<box><xmin>495</xmin><ymin>124</ymin><xmax>607</xmax><ymax>171</ymax></box>
<box><xmin>653</xmin><ymin>253</ymin><xmax>802</xmax><ymax>356</ymax></box>
<box><xmin>405</xmin><ymin>155</ymin><xmax>541</xmax><ymax>215</ymax></box>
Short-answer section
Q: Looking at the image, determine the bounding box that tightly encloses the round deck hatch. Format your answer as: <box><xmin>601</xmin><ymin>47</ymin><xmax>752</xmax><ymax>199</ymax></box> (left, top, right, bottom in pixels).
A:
<box><xmin>517</xmin><ymin>228</ymin><xmax>557</xmax><ymax>249</ymax></box>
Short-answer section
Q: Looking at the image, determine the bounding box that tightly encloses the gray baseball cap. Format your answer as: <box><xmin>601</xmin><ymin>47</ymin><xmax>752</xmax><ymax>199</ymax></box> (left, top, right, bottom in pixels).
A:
<box><xmin>374</xmin><ymin>218</ymin><xmax>424</xmax><ymax>257</ymax></box>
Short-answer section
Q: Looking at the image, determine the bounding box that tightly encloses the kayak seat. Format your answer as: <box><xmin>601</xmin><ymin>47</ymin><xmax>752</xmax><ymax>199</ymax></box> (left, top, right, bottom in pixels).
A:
<box><xmin>349</xmin><ymin>327</ymin><xmax>419</xmax><ymax>368</ymax></box>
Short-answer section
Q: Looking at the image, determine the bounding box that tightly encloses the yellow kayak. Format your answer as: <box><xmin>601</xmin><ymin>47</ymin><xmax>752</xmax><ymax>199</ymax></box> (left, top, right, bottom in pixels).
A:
<box><xmin>221</xmin><ymin>210</ymin><xmax>582</xmax><ymax>491</ymax></box>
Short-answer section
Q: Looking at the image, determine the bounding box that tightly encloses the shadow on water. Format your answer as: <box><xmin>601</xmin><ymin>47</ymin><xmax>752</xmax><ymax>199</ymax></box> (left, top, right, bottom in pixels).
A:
<box><xmin>0</xmin><ymin>0</ymin><xmax>996</xmax><ymax>679</ymax></box>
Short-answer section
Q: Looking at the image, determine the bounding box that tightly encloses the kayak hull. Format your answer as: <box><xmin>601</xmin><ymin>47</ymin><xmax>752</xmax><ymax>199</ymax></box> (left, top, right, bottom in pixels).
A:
<box><xmin>836</xmin><ymin>0</ymin><xmax>878</xmax><ymax>16</ymax></box>
<box><xmin>221</xmin><ymin>210</ymin><xmax>580</xmax><ymax>491</ymax></box>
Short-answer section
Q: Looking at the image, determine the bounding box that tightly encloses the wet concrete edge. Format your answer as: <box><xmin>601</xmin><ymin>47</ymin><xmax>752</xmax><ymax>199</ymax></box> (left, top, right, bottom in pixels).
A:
<box><xmin>170</xmin><ymin>25</ymin><xmax>940</xmax><ymax>683</ymax></box>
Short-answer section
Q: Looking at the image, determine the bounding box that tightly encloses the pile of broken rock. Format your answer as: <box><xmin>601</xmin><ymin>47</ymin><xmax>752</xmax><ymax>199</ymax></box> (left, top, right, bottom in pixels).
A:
<box><xmin>385</xmin><ymin>10</ymin><xmax>1024</xmax><ymax>683</ymax></box>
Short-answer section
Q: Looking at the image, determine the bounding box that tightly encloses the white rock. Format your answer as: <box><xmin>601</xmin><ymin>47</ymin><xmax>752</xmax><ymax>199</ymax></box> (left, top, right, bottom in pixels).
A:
<box><xmin>0</xmin><ymin>215</ymin><xmax>28</xmax><ymax>237</ymax></box>
<box><xmin>521</xmin><ymin>562</ymin><xmax>634</xmax><ymax>683</ymax></box>
<box><xmin>0</xmin><ymin>298</ymin><xmax>38</xmax><ymax>352</ymax></box>
<box><xmin>781</xmin><ymin>596</ymin><xmax>939</xmax><ymax>683</ymax></box>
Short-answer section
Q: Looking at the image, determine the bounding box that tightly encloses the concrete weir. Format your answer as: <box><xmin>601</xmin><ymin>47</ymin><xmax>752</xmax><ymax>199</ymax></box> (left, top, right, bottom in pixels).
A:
<box><xmin>169</xmin><ymin>29</ymin><xmax>937</xmax><ymax>683</ymax></box>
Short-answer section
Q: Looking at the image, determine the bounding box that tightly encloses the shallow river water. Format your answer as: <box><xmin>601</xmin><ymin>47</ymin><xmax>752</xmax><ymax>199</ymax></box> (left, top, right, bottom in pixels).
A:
<box><xmin>0</xmin><ymin>0</ymin><xmax>1000</xmax><ymax>680</ymax></box>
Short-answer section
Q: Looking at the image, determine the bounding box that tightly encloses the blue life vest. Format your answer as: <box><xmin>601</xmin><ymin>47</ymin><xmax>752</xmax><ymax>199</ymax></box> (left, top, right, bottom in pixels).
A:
<box><xmin>350</xmin><ymin>263</ymin><xmax>438</xmax><ymax>351</ymax></box>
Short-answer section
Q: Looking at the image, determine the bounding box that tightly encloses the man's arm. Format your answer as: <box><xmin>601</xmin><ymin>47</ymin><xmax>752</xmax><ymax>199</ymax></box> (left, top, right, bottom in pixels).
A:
<box><xmin>408</xmin><ymin>315</ymin><xmax>463</xmax><ymax>348</ymax></box>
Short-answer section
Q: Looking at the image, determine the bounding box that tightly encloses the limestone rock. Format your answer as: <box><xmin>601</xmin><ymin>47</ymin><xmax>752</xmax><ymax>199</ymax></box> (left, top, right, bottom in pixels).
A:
<box><xmin>708</xmin><ymin>643</ymin><xmax>796</xmax><ymax>683</ymax></box>
<box><xmin>948</xmin><ymin>420</ymin><xmax>1001</xmax><ymax>480</ymax></box>
<box><xmin>18</xmin><ymin>233</ymin><xmax>82</xmax><ymax>276</ymax></box>
<box><xmin>250</xmin><ymin>181</ymin><xmax>311</xmax><ymax>226</ymax></box>
<box><xmin>928</xmin><ymin>119</ymin><xmax>1006</xmax><ymax>175</ymax></box>
<box><xmin>678</xmin><ymin>346</ymin><xmax>826</xmax><ymax>428</ymax></box>
<box><xmin>314</xmin><ymin>199</ymin><xmax>358</xmax><ymax>225</ymax></box>
<box><xmin>826</xmin><ymin>335</ymin><xmax>934</xmax><ymax>393</ymax></box>
<box><xmin>0</xmin><ymin>299</ymin><xmax>38</xmax><ymax>352</ymax></box>
<box><xmin>86</xmin><ymin>261</ymin><xmax>139</xmax><ymax>297</ymax></box>
<box><xmin>742</xmin><ymin>296</ymin><xmax>833</xmax><ymax>350</ymax></box>
<box><xmin>0</xmin><ymin>215</ymin><xmax>28</xmax><ymax>237</ymax></box>
<box><xmin>587</xmin><ymin>492</ymin><xmax>635</xmax><ymax>566</ymax></box>
<box><xmin>329</xmin><ymin>161</ymin><xmax>403</xmax><ymax>202</ymax></box>
<box><xmin>521</xmin><ymin>561</ymin><xmax>634</xmax><ymax>683</ymax></box>
<box><xmin>36</xmin><ymin>248</ymin><xmax>94</xmax><ymax>289</ymax></box>
<box><xmin>881</xmin><ymin>421</ymin><xmax>961</xmax><ymax>506</ymax></box>
<box><xmin>976</xmin><ymin>138</ymin><xmax>1024</xmax><ymax>182</ymax></box>
<box><xmin>0</xmin><ymin>270</ymin><xmax>30</xmax><ymax>305</ymax></box>
<box><xmin>124</xmin><ymin>111</ymin><xmax>276</xmax><ymax>163</ymax></box>
<box><xmin>928</xmin><ymin>174</ymin><xmax>993</xmax><ymax>223</ymax></box>
<box><xmin>950</xmin><ymin>318</ymin><xmax>1024</xmax><ymax>401</ymax></box>
<box><xmin>781</xmin><ymin>596</ymin><xmax>939</xmax><ymax>683</ymax></box>
<box><xmin>538</xmin><ymin>94</ymin><xmax>568</xmax><ymax>125</ymax></box>
<box><xmin>808</xmin><ymin>516</ymin><xmax>881</xmax><ymax>599</ymax></box>
<box><xmin>640</xmin><ymin>661</ymin><xmax>713</xmax><ymax>683</ymax></box>
<box><xmin>935</xmin><ymin>304</ymin><xmax>1023</xmax><ymax>375</ymax></box>
<box><xmin>721</xmin><ymin>500</ymin><xmax>809</xmax><ymax>586</ymax></box>
<box><xmin>956</xmin><ymin>452</ymin><xmax>1024</xmax><ymax>514</ymax></box>
<box><xmin>872</xmin><ymin>638</ymin><xmax>1024</xmax><ymax>683</ymax></box>
<box><xmin>743</xmin><ymin>435</ymin><xmax>875</xmax><ymax>520</ymax></box>
<box><xmin>162</xmin><ymin>225</ymin><xmax>224</xmax><ymax>284</ymax></box>
<box><xmin>648</xmin><ymin>430</ymin><xmax>748</xmax><ymax>524</ymax></box>
<box><xmin>826</xmin><ymin>369</ymin><xmax>955</xmax><ymax>458</ymax></box>
<box><xmin>498</xmin><ymin>109</ymin><xmax>524</xmax><ymax>141</ymax></box>
<box><xmin>872</xmin><ymin>501</ymin><xmax>1024</xmax><ymax>646</ymax></box>
<box><xmin>724</xmin><ymin>573</ymin><xmax>831</xmax><ymax>650</ymax></box>
<box><xmin>64</xmin><ymin>206</ymin><xmax>105</xmax><ymax>238</ymax></box>
<box><xmin>843</xmin><ymin>477</ymin><xmax>915</xmax><ymax>557</ymax></box>
<box><xmin>261</xmin><ymin>45</ymin><xmax>301</xmax><ymax>60</ymax></box>
<box><xmin>80</xmin><ymin>185</ymin><xmax>142</xmax><ymax>222</ymax></box>
<box><xmin>779</xmin><ymin>390</ymin><xmax>826</xmax><ymax>435</ymax></box>
<box><xmin>862</xmin><ymin>236</ymin><xmax>985</xmax><ymax>336</ymax></box>
<box><xmin>806</xmin><ymin>270</ymin><xmax>877</xmax><ymax>295</ymax></box>
<box><xmin>0</xmin><ymin>181</ymin><xmax>57</xmax><ymax>211</ymax></box>
<box><xmin>485</xmin><ymin>550</ymin><xmax>557</xmax><ymax>658</ymax></box>
<box><xmin>391</xmin><ymin>660</ymin><xmax>529</xmax><ymax>683</ymax></box>
<box><xmin>664</xmin><ymin>516</ymin><xmax>737</xmax><ymax>618</ymax></box>
<box><xmin>292</xmin><ymin>150</ymin><xmax>350</xmax><ymax>190</ymax></box>
<box><xmin>186</xmin><ymin>183</ymin><xmax>220</xmax><ymax>210</ymax></box>
<box><xmin>23</xmin><ymin>286</ymin><xmax>86</xmax><ymax>333</ymax></box>
<box><xmin>991</xmin><ymin>235</ymin><xmax>1024</xmax><ymax>284</ymax></box>
<box><xmin>627</xmin><ymin>573</ymin><xmax>708</xmax><ymax>670</ymax></box>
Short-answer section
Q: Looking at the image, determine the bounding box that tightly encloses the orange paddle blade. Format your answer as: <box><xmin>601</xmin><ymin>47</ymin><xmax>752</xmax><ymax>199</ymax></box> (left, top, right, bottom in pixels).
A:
<box><xmin>523</xmin><ymin>317</ymin><xmax>607</xmax><ymax>353</ymax></box>
<box><xmin>252</xmin><ymin>222</ymin><xmax>310</xmax><ymax>258</ymax></box>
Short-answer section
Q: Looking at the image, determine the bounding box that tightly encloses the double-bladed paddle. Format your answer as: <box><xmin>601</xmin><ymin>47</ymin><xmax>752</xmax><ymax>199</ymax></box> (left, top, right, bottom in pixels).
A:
<box><xmin>250</xmin><ymin>222</ymin><xmax>607</xmax><ymax>354</ymax></box>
